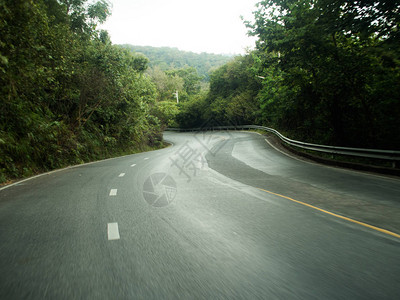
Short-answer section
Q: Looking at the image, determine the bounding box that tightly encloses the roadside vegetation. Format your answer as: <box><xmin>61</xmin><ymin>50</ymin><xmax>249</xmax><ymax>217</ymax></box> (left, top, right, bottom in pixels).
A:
<box><xmin>176</xmin><ymin>0</ymin><xmax>400</xmax><ymax>151</ymax></box>
<box><xmin>0</xmin><ymin>0</ymin><xmax>164</xmax><ymax>183</ymax></box>
<box><xmin>1</xmin><ymin>0</ymin><xmax>399</xmax><ymax>183</ymax></box>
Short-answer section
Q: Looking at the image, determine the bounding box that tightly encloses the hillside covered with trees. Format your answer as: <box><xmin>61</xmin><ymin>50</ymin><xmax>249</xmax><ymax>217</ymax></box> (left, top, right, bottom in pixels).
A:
<box><xmin>176</xmin><ymin>0</ymin><xmax>400</xmax><ymax>150</ymax></box>
<box><xmin>0</xmin><ymin>0</ymin><xmax>164</xmax><ymax>183</ymax></box>
<box><xmin>121</xmin><ymin>45</ymin><xmax>232</xmax><ymax>81</ymax></box>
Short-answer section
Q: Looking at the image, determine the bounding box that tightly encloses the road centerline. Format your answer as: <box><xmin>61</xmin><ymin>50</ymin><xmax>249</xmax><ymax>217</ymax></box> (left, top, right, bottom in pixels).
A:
<box><xmin>107</xmin><ymin>223</ymin><xmax>120</xmax><ymax>240</ymax></box>
<box><xmin>258</xmin><ymin>187</ymin><xmax>400</xmax><ymax>239</ymax></box>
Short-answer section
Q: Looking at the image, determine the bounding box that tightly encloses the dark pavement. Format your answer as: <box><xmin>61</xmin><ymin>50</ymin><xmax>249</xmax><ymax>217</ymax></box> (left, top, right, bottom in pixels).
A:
<box><xmin>0</xmin><ymin>131</ymin><xmax>399</xmax><ymax>299</ymax></box>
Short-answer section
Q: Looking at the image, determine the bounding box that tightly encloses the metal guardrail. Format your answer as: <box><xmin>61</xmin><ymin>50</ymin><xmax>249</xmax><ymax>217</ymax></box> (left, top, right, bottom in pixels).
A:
<box><xmin>166</xmin><ymin>125</ymin><xmax>400</xmax><ymax>164</ymax></box>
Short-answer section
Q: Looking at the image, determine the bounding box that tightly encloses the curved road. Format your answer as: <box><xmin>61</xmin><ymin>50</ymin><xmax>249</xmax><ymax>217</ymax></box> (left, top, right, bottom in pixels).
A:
<box><xmin>0</xmin><ymin>131</ymin><xmax>399</xmax><ymax>299</ymax></box>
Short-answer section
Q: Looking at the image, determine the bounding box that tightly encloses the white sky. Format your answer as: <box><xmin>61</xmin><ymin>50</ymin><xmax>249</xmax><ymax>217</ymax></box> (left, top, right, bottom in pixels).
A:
<box><xmin>99</xmin><ymin>0</ymin><xmax>260</xmax><ymax>54</ymax></box>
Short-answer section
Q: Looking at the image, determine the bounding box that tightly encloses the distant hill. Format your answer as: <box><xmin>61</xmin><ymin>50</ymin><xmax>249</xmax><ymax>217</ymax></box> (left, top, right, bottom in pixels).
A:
<box><xmin>121</xmin><ymin>45</ymin><xmax>232</xmax><ymax>81</ymax></box>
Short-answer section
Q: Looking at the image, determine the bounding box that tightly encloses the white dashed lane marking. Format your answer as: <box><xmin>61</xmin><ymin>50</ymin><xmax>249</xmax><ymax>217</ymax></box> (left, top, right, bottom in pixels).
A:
<box><xmin>131</xmin><ymin>164</ymin><xmax>136</xmax><ymax>167</ymax></box>
<box><xmin>118</xmin><ymin>173</ymin><xmax>125</xmax><ymax>177</ymax></box>
<box><xmin>107</xmin><ymin>223</ymin><xmax>120</xmax><ymax>240</ymax></box>
<box><xmin>109</xmin><ymin>189</ymin><xmax>118</xmax><ymax>196</ymax></box>
<box><xmin>144</xmin><ymin>157</ymin><xmax>149</xmax><ymax>160</ymax></box>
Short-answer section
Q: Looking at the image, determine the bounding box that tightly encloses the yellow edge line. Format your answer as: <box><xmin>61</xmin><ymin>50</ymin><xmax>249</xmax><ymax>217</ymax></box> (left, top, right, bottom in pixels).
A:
<box><xmin>257</xmin><ymin>188</ymin><xmax>400</xmax><ymax>239</ymax></box>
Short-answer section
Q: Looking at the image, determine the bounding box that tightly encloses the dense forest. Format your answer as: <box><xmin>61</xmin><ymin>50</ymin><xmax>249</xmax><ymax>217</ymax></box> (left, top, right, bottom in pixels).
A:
<box><xmin>0</xmin><ymin>0</ymin><xmax>165</xmax><ymax>183</ymax></box>
<box><xmin>121</xmin><ymin>45</ymin><xmax>232</xmax><ymax>81</ymax></box>
<box><xmin>176</xmin><ymin>0</ymin><xmax>400</xmax><ymax>150</ymax></box>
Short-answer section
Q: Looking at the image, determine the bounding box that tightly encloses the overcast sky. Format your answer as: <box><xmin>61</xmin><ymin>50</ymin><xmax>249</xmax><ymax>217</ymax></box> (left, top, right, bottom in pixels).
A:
<box><xmin>99</xmin><ymin>0</ymin><xmax>260</xmax><ymax>54</ymax></box>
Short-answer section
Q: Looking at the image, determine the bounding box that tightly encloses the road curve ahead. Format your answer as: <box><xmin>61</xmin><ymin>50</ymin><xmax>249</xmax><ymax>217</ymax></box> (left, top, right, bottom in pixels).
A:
<box><xmin>0</xmin><ymin>131</ymin><xmax>399</xmax><ymax>299</ymax></box>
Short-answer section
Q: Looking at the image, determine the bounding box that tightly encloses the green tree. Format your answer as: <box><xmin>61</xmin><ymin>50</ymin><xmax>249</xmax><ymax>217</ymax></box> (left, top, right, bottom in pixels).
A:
<box><xmin>147</xmin><ymin>66</ymin><xmax>184</xmax><ymax>102</ymax></box>
<box><xmin>123</xmin><ymin>45</ymin><xmax>232</xmax><ymax>81</ymax></box>
<box><xmin>166</xmin><ymin>67</ymin><xmax>203</xmax><ymax>96</ymax></box>
<box><xmin>205</xmin><ymin>55</ymin><xmax>261</xmax><ymax>125</ymax></box>
<box><xmin>246</xmin><ymin>0</ymin><xmax>400</xmax><ymax>148</ymax></box>
<box><xmin>151</xmin><ymin>101</ymin><xmax>180</xmax><ymax>128</ymax></box>
<box><xmin>175</xmin><ymin>92</ymin><xmax>208</xmax><ymax>128</ymax></box>
<box><xmin>0</xmin><ymin>0</ymin><xmax>163</xmax><ymax>183</ymax></box>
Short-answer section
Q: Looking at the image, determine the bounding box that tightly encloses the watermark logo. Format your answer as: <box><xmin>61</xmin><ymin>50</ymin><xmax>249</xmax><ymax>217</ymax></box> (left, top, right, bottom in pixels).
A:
<box><xmin>193</xmin><ymin>118</ymin><xmax>234</xmax><ymax>156</ymax></box>
<box><xmin>169</xmin><ymin>141</ymin><xmax>207</xmax><ymax>182</ymax></box>
<box><xmin>142</xmin><ymin>173</ymin><xmax>177</xmax><ymax>207</ymax></box>
<box><xmin>168</xmin><ymin>117</ymin><xmax>235</xmax><ymax>183</ymax></box>
<box><xmin>143</xmin><ymin>117</ymin><xmax>236</xmax><ymax>207</ymax></box>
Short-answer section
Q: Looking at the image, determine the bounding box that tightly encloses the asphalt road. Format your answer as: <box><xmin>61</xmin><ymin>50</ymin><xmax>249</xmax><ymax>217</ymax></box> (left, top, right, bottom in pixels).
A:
<box><xmin>0</xmin><ymin>131</ymin><xmax>399</xmax><ymax>299</ymax></box>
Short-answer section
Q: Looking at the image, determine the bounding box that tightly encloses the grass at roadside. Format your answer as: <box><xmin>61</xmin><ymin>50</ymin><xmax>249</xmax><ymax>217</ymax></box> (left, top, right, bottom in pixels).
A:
<box><xmin>0</xmin><ymin>141</ymin><xmax>170</xmax><ymax>187</ymax></box>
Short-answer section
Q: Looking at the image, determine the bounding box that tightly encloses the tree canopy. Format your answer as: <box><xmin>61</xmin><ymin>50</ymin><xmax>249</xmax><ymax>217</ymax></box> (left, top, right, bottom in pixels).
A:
<box><xmin>175</xmin><ymin>0</ymin><xmax>400</xmax><ymax>150</ymax></box>
<box><xmin>0</xmin><ymin>0</ymin><xmax>164</xmax><ymax>183</ymax></box>
<box><xmin>245</xmin><ymin>0</ymin><xmax>400</xmax><ymax>148</ymax></box>
<box><xmin>122</xmin><ymin>45</ymin><xmax>232</xmax><ymax>81</ymax></box>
